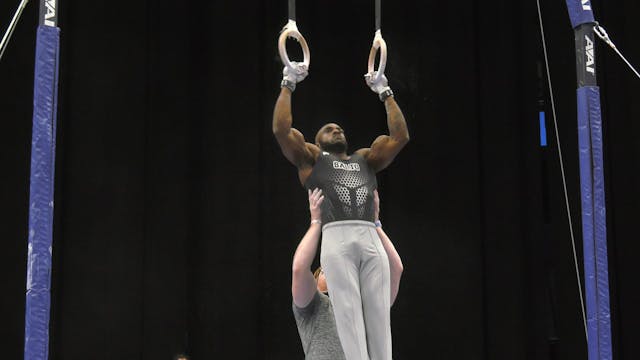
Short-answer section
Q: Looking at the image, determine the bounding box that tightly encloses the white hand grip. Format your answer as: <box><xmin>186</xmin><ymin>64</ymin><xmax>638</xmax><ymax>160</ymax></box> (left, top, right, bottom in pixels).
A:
<box><xmin>367</xmin><ymin>30</ymin><xmax>387</xmax><ymax>82</ymax></box>
<box><xmin>278</xmin><ymin>20</ymin><xmax>311</xmax><ymax>69</ymax></box>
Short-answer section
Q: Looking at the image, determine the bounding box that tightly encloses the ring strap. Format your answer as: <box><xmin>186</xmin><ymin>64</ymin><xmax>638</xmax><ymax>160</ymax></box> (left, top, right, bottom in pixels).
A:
<box><xmin>288</xmin><ymin>0</ymin><xmax>296</xmax><ymax>21</ymax></box>
<box><xmin>375</xmin><ymin>0</ymin><xmax>381</xmax><ymax>31</ymax></box>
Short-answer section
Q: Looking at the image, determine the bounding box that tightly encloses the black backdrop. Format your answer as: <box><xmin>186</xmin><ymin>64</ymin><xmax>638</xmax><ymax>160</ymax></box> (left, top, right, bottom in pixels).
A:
<box><xmin>1</xmin><ymin>0</ymin><xmax>639</xmax><ymax>359</ymax></box>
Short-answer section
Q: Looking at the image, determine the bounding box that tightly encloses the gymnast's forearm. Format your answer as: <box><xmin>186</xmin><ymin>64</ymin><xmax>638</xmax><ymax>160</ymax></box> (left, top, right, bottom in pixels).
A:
<box><xmin>273</xmin><ymin>88</ymin><xmax>293</xmax><ymax>137</ymax></box>
<box><xmin>384</xmin><ymin>97</ymin><xmax>410</xmax><ymax>144</ymax></box>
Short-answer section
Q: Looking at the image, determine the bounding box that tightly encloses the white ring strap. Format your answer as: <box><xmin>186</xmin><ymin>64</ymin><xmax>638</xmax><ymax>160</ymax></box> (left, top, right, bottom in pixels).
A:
<box><xmin>367</xmin><ymin>29</ymin><xmax>387</xmax><ymax>81</ymax></box>
<box><xmin>278</xmin><ymin>20</ymin><xmax>311</xmax><ymax>69</ymax></box>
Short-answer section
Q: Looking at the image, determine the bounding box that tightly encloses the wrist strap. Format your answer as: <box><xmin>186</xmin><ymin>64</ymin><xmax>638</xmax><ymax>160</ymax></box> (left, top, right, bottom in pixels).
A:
<box><xmin>374</xmin><ymin>220</ymin><xmax>382</xmax><ymax>228</ymax></box>
<box><xmin>311</xmin><ymin>219</ymin><xmax>321</xmax><ymax>225</ymax></box>
<box><xmin>379</xmin><ymin>88</ymin><xmax>393</xmax><ymax>102</ymax></box>
<box><xmin>281</xmin><ymin>79</ymin><xmax>296</xmax><ymax>92</ymax></box>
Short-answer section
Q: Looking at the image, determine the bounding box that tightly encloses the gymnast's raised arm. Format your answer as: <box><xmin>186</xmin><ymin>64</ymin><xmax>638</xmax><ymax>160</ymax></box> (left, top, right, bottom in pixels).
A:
<box><xmin>356</xmin><ymin>73</ymin><xmax>410</xmax><ymax>173</ymax></box>
<box><xmin>272</xmin><ymin>64</ymin><xmax>320</xmax><ymax>184</ymax></box>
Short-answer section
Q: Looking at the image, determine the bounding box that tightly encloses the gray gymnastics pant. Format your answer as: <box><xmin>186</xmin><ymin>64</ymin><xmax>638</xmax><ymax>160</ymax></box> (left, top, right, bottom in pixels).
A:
<box><xmin>320</xmin><ymin>220</ymin><xmax>392</xmax><ymax>360</ymax></box>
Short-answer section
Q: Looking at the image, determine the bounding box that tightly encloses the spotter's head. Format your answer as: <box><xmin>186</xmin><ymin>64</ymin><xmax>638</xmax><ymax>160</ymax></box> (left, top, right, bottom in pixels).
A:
<box><xmin>314</xmin><ymin>267</ymin><xmax>328</xmax><ymax>293</ymax></box>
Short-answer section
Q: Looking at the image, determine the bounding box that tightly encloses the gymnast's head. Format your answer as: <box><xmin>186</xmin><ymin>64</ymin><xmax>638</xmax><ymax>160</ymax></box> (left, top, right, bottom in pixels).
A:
<box><xmin>315</xmin><ymin>123</ymin><xmax>348</xmax><ymax>154</ymax></box>
<box><xmin>314</xmin><ymin>266</ymin><xmax>328</xmax><ymax>293</ymax></box>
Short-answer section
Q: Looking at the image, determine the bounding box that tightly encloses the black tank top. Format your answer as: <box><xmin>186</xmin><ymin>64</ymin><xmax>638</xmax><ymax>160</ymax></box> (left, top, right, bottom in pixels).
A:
<box><xmin>305</xmin><ymin>152</ymin><xmax>377</xmax><ymax>224</ymax></box>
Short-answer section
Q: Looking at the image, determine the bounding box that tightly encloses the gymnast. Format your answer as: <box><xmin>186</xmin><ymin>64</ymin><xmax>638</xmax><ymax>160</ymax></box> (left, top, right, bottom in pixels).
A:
<box><xmin>272</xmin><ymin>58</ymin><xmax>409</xmax><ymax>359</ymax></box>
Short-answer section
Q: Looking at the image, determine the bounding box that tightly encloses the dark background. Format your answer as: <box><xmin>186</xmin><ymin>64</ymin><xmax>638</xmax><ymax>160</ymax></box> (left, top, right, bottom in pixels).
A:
<box><xmin>1</xmin><ymin>0</ymin><xmax>639</xmax><ymax>359</ymax></box>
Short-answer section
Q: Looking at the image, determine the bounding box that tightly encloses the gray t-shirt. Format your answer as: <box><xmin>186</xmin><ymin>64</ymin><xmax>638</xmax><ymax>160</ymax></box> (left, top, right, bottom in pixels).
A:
<box><xmin>292</xmin><ymin>291</ymin><xmax>346</xmax><ymax>360</ymax></box>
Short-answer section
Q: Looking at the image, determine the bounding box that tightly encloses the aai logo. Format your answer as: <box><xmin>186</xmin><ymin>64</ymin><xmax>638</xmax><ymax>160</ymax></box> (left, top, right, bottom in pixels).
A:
<box><xmin>44</xmin><ymin>0</ymin><xmax>57</xmax><ymax>26</ymax></box>
<box><xmin>585</xmin><ymin>35</ymin><xmax>595</xmax><ymax>75</ymax></box>
<box><xmin>582</xmin><ymin>0</ymin><xmax>591</xmax><ymax>11</ymax></box>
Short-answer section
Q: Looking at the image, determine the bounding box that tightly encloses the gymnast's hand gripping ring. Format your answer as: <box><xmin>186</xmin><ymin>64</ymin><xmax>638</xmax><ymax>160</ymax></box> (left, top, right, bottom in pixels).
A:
<box><xmin>367</xmin><ymin>29</ymin><xmax>387</xmax><ymax>82</ymax></box>
<box><xmin>278</xmin><ymin>20</ymin><xmax>311</xmax><ymax>70</ymax></box>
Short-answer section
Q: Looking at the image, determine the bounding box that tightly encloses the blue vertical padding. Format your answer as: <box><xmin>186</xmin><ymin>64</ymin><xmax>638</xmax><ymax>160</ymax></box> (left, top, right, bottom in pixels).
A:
<box><xmin>566</xmin><ymin>2</ymin><xmax>612</xmax><ymax>359</ymax></box>
<box><xmin>25</xmin><ymin>24</ymin><xmax>60</xmax><ymax>360</ymax></box>
<box><xmin>576</xmin><ymin>87</ymin><xmax>598</xmax><ymax>360</ymax></box>
<box><xmin>586</xmin><ymin>86</ymin><xmax>612</xmax><ymax>360</ymax></box>
<box><xmin>565</xmin><ymin>0</ymin><xmax>595</xmax><ymax>28</ymax></box>
<box><xmin>539</xmin><ymin>111</ymin><xmax>548</xmax><ymax>147</ymax></box>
